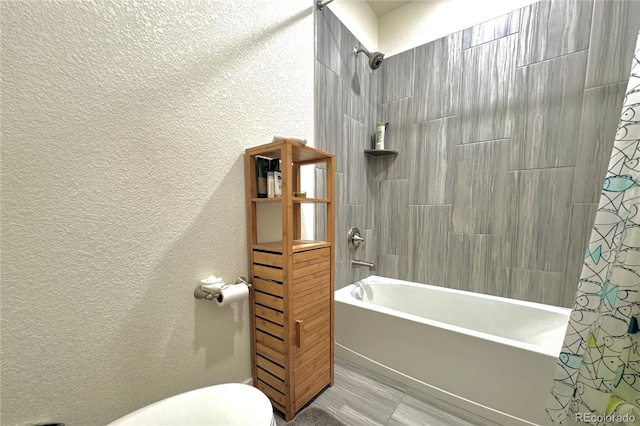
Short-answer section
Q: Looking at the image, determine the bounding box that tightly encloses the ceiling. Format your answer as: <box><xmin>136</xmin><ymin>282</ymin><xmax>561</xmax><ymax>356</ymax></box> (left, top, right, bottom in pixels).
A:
<box><xmin>366</xmin><ymin>1</ymin><xmax>411</xmax><ymax>16</ymax></box>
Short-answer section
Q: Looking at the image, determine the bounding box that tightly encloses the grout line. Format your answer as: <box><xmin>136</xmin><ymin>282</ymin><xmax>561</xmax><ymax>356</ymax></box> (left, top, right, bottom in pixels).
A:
<box><xmin>461</xmin><ymin>31</ymin><xmax>519</xmax><ymax>51</ymax></box>
<box><xmin>378</xmin><ymin>95</ymin><xmax>413</xmax><ymax>107</ymax></box>
<box><xmin>515</xmin><ymin>48</ymin><xmax>589</xmax><ymax>70</ymax></box>
<box><xmin>412</xmin><ymin>114</ymin><xmax>459</xmax><ymax>125</ymax></box>
<box><xmin>505</xmin><ymin>266</ymin><xmax>564</xmax><ymax>275</ymax></box>
<box><xmin>507</xmin><ymin>166</ymin><xmax>575</xmax><ymax>172</ymax></box>
<box><xmin>448</xmin><ymin>232</ymin><xmax>503</xmax><ymax>237</ymax></box>
<box><xmin>456</xmin><ymin>138</ymin><xmax>510</xmax><ymax>146</ymax></box>
<box><xmin>585</xmin><ymin>80</ymin><xmax>629</xmax><ymax>91</ymax></box>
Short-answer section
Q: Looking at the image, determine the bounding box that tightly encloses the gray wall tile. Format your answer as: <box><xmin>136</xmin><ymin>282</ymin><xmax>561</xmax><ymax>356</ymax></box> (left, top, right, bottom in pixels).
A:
<box><xmin>378</xmin><ymin>180</ymin><xmax>409</xmax><ymax>256</ymax></box>
<box><xmin>517</xmin><ymin>0</ymin><xmax>593</xmax><ymax>67</ymax></box>
<box><xmin>376</xmin><ymin>254</ymin><xmax>409</xmax><ymax>281</ymax></box>
<box><xmin>585</xmin><ymin>1</ymin><xmax>640</xmax><ymax>88</ymax></box>
<box><xmin>335</xmin><ymin>260</ymin><xmax>349</xmax><ymax>290</ymax></box>
<box><xmin>366</xmin><ymin>74</ymin><xmax>379</xmax><ymax>148</ymax></box>
<box><xmin>461</xmin><ymin>35</ymin><xmax>516</xmax><ymax>144</ymax></box>
<box><xmin>378</xmin><ymin>49</ymin><xmax>414</xmax><ymax>104</ymax></box>
<box><xmin>335</xmin><ymin>173</ymin><xmax>346</xmax><ymax>261</ymax></box>
<box><xmin>504</xmin><ymin>168</ymin><xmax>573</xmax><ymax>273</ymax></box>
<box><xmin>510</xmin><ymin>51</ymin><xmax>588</xmax><ymax>169</ymax></box>
<box><xmin>413</xmin><ymin>33</ymin><xmax>461</xmax><ymax>123</ymax></box>
<box><xmin>377</xmin><ymin>98</ymin><xmax>412</xmax><ymax>180</ymax></box>
<box><xmin>563</xmin><ymin>203</ymin><xmax>598</xmax><ymax>308</ymax></box>
<box><xmin>408</xmin><ymin>206</ymin><xmax>451</xmax><ymax>286</ymax></box>
<box><xmin>451</xmin><ymin>139</ymin><xmax>509</xmax><ymax>235</ymax></box>
<box><xmin>462</xmin><ymin>9</ymin><xmax>520</xmax><ymax>50</ymax></box>
<box><xmin>343</xmin><ymin>29</ymin><xmax>372</xmax><ymax>125</ymax></box>
<box><xmin>364</xmin><ymin>156</ymin><xmax>380</xmax><ymax>229</ymax></box>
<box><xmin>573</xmin><ymin>82</ymin><xmax>627</xmax><ymax>203</ymax></box>
<box><xmin>408</xmin><ymin>117</ymin><xmax>458</xmax><ymax>205</ymax></box>
<box><xmin>506</xmin><ymin>268</ymin><xmax>564</xmax><ymax>305</ymax></box>
<box><xmin>344</xmin><ymin>116</ymin><xmax>368</xmax><ymax>205</ymax></box>
<box><xmin>316</xmin><ymin>60</ymin><xmax>344</xmax><ymax>172</ymax></box>
<box><xmin>316</xmin><ymin>8</ymin><xmax>343</xmax><ymax>76</ymax></box>
<box><xmin>447</xmin><ymin>234</ymin><xmax>504</xmax><ymax>296</ymax></box>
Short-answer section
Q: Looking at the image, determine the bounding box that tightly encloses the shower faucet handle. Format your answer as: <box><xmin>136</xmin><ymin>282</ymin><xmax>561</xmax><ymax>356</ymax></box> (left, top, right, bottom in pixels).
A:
<box><xmin>348</xmin><ymin>227</ymin><xmax>365</xmax><ymax>250</ymax></box>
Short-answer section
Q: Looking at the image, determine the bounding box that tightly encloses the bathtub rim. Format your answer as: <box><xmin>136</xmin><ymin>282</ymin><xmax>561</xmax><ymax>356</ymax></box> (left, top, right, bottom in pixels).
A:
<box><xmin>335</xmin><ymin>275</ymin><xmax>571</xmax><ymax>358</ymax></box>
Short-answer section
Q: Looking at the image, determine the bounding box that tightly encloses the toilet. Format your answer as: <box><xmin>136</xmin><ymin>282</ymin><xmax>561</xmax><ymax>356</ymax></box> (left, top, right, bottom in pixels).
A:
<box><xmin>108</xmin><ymin>383</ymin><xmax>275</xmax><ymax>425</ymax></box>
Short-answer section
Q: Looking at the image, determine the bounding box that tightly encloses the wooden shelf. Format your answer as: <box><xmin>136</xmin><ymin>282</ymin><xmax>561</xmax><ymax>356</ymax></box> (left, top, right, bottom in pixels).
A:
<box><xmin>253</xmin><ymin>240</ymin><xmax>331</xmax><ymax>253</ymax></box>
<box><xmin>246</xmin><ymin>139</ymin><xmax>335</xmax><ymax>165</ymax></box>
<box><xmin>252</xmin><ymin>197</ymin><xmax>330</xmax><ymax>203</ymax></box>
<box><xmin>365</xmin><ymin>149</ymin><xmax>398</xmax><ymax>157</ymax></box>
<box><xmin>252</xmin><ymin>197</ymin><xmax>282</xmax><ymax>202</ymax></box>
<box><xmin>292</xmin><ymin>197</ymin><xmax>329</xmax><ymax>203</ymax></box>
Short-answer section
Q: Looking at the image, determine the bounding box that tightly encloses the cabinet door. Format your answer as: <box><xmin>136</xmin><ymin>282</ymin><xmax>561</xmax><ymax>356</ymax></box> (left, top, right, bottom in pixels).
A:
<box><xmin>291</xmin><ymin>247</ymin><xmax>331</xmax><ymax>411</ymax></box>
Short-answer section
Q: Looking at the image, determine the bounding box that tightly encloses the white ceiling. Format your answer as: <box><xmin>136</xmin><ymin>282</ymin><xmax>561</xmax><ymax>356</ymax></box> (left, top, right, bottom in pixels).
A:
<box><xmin>366</xmin><ymin>1</ymin><xmax>411</xmax><ymax>16</ymax></box>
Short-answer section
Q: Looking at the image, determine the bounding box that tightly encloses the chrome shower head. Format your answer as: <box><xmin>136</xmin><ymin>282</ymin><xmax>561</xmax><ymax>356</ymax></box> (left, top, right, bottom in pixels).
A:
<box><xmin>354</xmin><ymin>47</ymin><xmax>385</xmax><ymax>70</ymax></box>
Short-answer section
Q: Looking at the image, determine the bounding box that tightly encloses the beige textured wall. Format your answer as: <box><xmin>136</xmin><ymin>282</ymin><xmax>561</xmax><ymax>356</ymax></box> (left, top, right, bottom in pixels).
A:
<box><xmin>0</xmin><ymin>1</ymin><xmax>314</xmax><ymax>425</ymax></box>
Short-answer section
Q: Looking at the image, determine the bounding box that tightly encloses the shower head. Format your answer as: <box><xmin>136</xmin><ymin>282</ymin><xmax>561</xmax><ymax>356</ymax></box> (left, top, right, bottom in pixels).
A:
<box><xmin>354</xmin><ymin>47</ymin><xmax>385</xmax><ymax>70</ymax></box>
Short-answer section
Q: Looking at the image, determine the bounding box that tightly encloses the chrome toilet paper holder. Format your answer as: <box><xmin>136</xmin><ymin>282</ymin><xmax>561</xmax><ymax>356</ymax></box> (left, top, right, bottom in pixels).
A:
<box><xmin>194</xmin><ymin>276</ymin><xmax>252</xmax><ymax>301</ymax></box>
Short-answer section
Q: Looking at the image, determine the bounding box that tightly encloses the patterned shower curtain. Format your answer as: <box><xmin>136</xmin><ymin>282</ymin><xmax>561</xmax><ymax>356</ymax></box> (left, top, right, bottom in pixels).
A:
<box><xmin>546</xmin><ymin>38</ymin><xmax>640</xmax><ymax>425</ymax></box>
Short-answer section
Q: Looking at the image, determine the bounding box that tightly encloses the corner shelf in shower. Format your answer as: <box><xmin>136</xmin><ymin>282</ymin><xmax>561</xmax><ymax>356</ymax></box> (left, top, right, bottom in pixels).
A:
<box><xmin>364</xmin><ymin>149</ymin><xmax>398</xmax><ymax>157</ymax></box>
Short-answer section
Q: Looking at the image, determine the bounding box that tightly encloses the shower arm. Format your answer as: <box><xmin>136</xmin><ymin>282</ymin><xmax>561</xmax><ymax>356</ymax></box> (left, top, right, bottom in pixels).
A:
<box><xmin>317</xmin><ymin>0</ymin><xmax>335</xmax><ymax>10</ymax></box>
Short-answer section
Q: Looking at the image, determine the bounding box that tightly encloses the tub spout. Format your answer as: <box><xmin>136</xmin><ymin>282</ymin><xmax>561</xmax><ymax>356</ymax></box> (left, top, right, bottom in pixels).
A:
<box><xmin>351</xmin><ymin>260</ymin><xmax>375</xmax><ymax>271</ymax></box>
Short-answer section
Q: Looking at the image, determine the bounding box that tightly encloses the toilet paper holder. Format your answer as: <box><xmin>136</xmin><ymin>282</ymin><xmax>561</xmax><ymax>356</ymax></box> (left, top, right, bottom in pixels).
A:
<box><xmin>194</xmin><ymin>276</ymin><xmax>252</xmax><ymax>301</ymax></box>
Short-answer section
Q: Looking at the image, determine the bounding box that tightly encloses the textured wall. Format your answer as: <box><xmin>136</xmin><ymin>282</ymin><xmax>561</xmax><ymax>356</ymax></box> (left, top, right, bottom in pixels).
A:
<box><xmin>316</xmin><ymin>0</ymin><xmax>640</xmax><ymax>306</ymax></box>
<box><xmin>0</xmin><ymin>1</ymin><xmax>314</xmax><ymax>425</ymax></box>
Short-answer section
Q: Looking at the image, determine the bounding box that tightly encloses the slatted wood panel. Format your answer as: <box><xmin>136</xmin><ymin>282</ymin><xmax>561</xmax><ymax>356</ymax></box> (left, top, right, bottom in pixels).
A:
<box><xmin>294</xmin><ymin>287</ymin><xmax>330</xmax><ymax>311</ymax></box>
<box><xmin>255</xmin><ymin>291</ymin><xmax>284</xmax><ymax>311</ymax></box>
<box><xmin>291</xmin><ymin>247</ymin><xmax>332</xmax><ymax>412</ymax></box>
<box><xmin>257</xmin><ymin>342</ymin><xmax>285</xmax><ymax>367</ymax></box>
<box><xmin>254</xmin><ymin>264</ymin><xmax>284</xmax><ymax>282</ymax></box>
<box><xmin>254</xmin><ymin>250</ymin><xmax>284</xmax><ymax>268</ymax></box>
<box><xmin>253</xmin><ymin>277</ymin><xmax>284</xmax><ymax>297</ymax></box>
<box><xmin>293</xmin><ymin>247</ymin><xmax>330</xmax><ymax>265</ymax></box>
<box><xmin>255</xmin><ymin>304</ymin><xmax>284</xmax><ymax>325</ymax></box>
<box><xmin>258</xmin><ymin>367</ymin><xmax>286</xmax><ymax>393</ymax></box>
<box><xmin>255</xmin><ymin>317</ymin><xmax>285</xmax><ymax>339</ymax></box>
<box><xmin>256</xmin><ymin>329</ymin><xmax>284</xmax><ymax>353</ymax></box>
<box><xmin>293</xmin><ymin>272</ymin><xmax>330</xmax><ymax>297</ymax></box>
<box><xmin>257</xmin><ymin>379</ymin><xmax>286</xmax><ymax>407</ymax></box>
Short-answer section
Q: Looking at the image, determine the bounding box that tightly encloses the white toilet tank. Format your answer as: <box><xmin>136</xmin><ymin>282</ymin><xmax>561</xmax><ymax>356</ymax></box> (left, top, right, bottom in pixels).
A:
<box><xmin>108</xmin><ymin>383</ymin><xmax>275</xmax><ymax>426</ymax></box>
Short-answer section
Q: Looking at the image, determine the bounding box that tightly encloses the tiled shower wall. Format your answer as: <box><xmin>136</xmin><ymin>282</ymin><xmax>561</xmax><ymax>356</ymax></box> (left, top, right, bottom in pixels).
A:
<box><xmin>315</xmin><ymin>1</ymin><xmax>640</xmax><ymax>307</ymax></box>
<box><xmin>315</xmin><ymin>7</ymin><xmax>379</xmax><ymax>288</ymax></box>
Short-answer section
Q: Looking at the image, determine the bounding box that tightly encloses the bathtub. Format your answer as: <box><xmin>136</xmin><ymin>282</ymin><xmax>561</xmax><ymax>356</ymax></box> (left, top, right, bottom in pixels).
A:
<box><xmin>335</xmin><ymin>275</ymin><xmax>571</xmax><ymax>425</ymax></box>
<box><xmin>108</xmin><ymin>383</ymin><xmax>275</xmax><ymax>426</ymax></box>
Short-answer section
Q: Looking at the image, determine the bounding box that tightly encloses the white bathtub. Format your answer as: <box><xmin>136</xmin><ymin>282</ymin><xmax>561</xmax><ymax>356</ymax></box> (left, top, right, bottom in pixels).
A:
<box><xmin>108</xmin><ymin>383</ymin><xmax>275</xmax><ymax>426</ymax></box>
<box><xmin>335</xmin><ymin>275</ymin><xmax>571</xmax><ymax>425</ymax></box>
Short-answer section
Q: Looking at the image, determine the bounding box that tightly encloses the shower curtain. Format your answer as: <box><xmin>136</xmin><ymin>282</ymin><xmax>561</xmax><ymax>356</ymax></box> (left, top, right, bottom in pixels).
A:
<box><xmin>546</xmin><ymin>37</ymin><xmax>640</xmax><ymax>425</ymax></box>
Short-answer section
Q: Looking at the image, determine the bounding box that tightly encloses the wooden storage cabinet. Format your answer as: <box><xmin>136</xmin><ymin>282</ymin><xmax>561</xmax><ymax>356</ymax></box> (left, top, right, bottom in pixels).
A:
<box><xmin>244</xmin><ymin>140</ymin><xmax>335</xmax><ymax>421</ymax></box>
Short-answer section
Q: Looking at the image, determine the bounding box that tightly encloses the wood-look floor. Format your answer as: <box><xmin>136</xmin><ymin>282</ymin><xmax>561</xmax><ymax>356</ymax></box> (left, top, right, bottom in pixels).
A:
<box><xmin>274</xmin><ymin>357</ymin><xmax>500</xmax><ymax>426</ymax></box>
